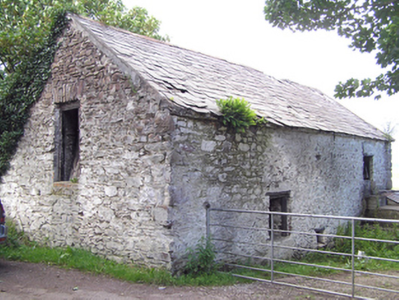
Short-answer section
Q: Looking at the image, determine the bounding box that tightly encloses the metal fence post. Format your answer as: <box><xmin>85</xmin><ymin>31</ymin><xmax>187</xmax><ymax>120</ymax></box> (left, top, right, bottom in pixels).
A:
<box><xmin>204</xmin><ymin>202</ymin><xmax>211</xmax><ymax>241</ymax></box>
<box><xmin>351</xmin><ymin>218</ymin><xmax>356</xmax><ymax>298</ymax></box>
<box><xmin>270</xmin><ymin>212</ymin><xmax>274</xmax><ymax>283</ymax></box>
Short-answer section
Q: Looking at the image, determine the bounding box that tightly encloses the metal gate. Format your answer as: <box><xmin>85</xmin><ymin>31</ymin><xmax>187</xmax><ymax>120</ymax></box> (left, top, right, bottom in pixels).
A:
<box><xmin>205</xmin><ymin>204</ymin><xmax>399</xmax><ymax>299</ymax></box>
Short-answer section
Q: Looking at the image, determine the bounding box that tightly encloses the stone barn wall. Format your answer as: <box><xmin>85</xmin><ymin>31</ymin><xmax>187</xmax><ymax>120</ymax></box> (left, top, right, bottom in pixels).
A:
<box><xmin>0</xmin><ymin>25</ymin><xmax>175</xmax><ymax>268</ymax></box>
<box><xmin>168</xmin><ymin>115</ymin><xmax>392</xmax><ymax>265</ymax></box>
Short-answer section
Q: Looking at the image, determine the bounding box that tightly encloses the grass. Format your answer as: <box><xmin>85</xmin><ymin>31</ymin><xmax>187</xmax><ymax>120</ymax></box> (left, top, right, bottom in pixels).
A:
<box><xmin>224</xmin><ymin>222</ymin><xmax>399</xmax><ymax>280</ymax></box>
<box><xmin>1</xmin><ymin>220</ymin><xmax>399</xmax><ymax>286</ymax></box>
<box><xmin>0</xmin><ymin>221</ymin><xmax>239</xmax><ymax>286</ymax></box>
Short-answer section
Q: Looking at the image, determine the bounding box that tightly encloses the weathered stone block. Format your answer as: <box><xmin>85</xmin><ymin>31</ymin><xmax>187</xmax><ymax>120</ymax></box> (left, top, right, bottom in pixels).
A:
<box><xmin>201</xmin><ymin>140</ymin><xmax>216</xmax><ymax>152</ymax></box>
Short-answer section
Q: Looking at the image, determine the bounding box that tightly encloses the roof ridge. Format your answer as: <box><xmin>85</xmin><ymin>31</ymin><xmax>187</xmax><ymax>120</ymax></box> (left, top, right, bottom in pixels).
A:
<box><xmin>66</xmin><ymin>13</ymin><xmax>388</xmax><ymax>141</ymax></box>
<box><xmin>69</xmin><ymin>13</ymin><xmax>270</xmax><ymax>78</ymax></box>
<box><xmin>67</xmin><ymin>13</ymin><xmax>166</xmax><ymax>44</ymax></box>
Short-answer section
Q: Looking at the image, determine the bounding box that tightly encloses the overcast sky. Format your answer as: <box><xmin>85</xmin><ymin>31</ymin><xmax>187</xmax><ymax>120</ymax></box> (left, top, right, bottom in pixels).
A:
<box><xmin>124</xmin><ymin>0</ymin><xmax>399</xmax><ymax>183</ymax></box>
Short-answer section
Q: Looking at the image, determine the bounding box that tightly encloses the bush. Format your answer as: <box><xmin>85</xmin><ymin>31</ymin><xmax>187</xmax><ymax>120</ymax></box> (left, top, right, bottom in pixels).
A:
<box><xmin>184</xmin><ymin>237</ymin><xmax>217</xmax><ymax>276</ymax></box>
<box><xmin>216</xmin><ymin>97</ymin><xmax>265</xmax><ymax>133</ymax></box>
<box><xmin>334</xmin><ymin>222</ymin><xmax>399</xmax><ymax>259</ymax></box>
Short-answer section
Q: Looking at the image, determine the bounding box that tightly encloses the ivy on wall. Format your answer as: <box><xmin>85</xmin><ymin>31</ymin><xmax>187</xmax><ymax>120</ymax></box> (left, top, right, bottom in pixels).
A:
<box><xmin>0</xmin><ymin>12</ymin><xmax>69</xmax><ymax>180</ymax></box>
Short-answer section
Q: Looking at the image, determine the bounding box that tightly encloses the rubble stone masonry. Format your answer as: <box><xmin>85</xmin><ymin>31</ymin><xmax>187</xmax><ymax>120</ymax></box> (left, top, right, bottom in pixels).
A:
<box><xmin>0</xmin><ymin>25</ymin><xmax>174</xmax><ymax>268</ymax></box>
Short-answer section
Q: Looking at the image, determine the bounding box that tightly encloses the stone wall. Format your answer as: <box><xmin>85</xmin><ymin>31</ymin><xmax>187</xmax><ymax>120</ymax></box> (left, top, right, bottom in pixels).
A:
<box><xmin>0</xmin><ymin>24</ymin><xmax>174</xmax><ymax>267</ymax></box>
<box><xmin>168</xmin><ymin>116</ymin><xmax>392</xmax><ymax>265</ymax></box>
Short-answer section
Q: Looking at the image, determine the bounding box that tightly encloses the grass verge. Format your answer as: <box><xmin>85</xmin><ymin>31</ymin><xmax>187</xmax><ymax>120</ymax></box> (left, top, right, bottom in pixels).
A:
<box><xmin>0</xmin><ymin>221</ymin><xmax>238</xmax><ymax>286</ymax></box>
<box><xmin>229</xmin><ymin>222</ymin><xmax>399</xmax><ymax>280</ymax></box>
<box><xmin>2</xmin><ymin>221</ymin><xmax>398</xmax><ymax>286</ymax></box>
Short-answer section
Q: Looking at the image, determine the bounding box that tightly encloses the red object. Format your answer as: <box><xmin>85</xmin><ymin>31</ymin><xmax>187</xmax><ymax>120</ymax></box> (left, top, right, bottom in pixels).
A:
<box><xmin>0</xmin><ymin>202</ymin><xmax>4</xmax><ymax>224</ymax></box>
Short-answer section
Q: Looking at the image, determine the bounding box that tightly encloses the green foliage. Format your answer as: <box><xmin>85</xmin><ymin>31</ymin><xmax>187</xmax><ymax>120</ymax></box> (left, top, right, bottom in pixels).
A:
<box><xmin>216</xmin><ymin>97</ymin><xmax>266</xmax><ymax>133</ymax></box>
<box><xmin>0</xmin><ymin>0</ymin><xmax>167</xmax><ymax>78</ymax></box>
<box><xmin>230</xmin><ymin>223</ymin><xmax>399</xmax><ymax>281</ymax></box>
<box><xmin>0</xmin><ymin>220</ymin><xmax>237</xmax><ymax>286</ymax></box>
<box><xmin>184</xmin><ymin>237</ymin><xmax>217</xmax><ymax>276</ymax></box>
<box><xmin>3</xmin><ymin>220</ymin><xmax>398</xmax><ymax>287</ymax></box>
<box><xmin>264</xmin><ymin>0</ymin><xmax>399</xmax><ymax>99</ymax></box>
<box><xmin>3</xmin><ymin>219</ymin><xmax>35</xmax><ymax>250</ymax></box>
<box><xmin>0</xmin><ymin>1</ymin><xmax>167</xmax><ymax>181</ymax></box>
<box><xmin>0</xmin><ymin>12</ymin><xmax>68</xmax><ymax>180</ymax></box>
<box><xmin>334</xmin><ymin>222</ymin><xmax>399</xmax><ymax>260</ymax></box>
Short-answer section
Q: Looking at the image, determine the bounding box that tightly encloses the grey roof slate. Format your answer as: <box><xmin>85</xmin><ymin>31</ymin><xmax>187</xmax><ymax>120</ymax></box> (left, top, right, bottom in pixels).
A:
<box><xmin>69</xmin><ymin>14</ymin><xmax>387</xmax><ymax>141</ymax></box>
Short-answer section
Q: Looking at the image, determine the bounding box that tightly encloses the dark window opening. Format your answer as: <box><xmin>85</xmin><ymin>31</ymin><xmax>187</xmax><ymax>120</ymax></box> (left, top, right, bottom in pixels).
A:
<box><xmin>314</xmin><ymin>227</ymin><xmax>326</xmax><ymax>248</ymax></box>
<box><xmin>55</xmin><ymin>103</ymin><xmax>79</xmax><ymax>182</ymax></box>
<box><xmin>267</xmin><ymin>192</ymin><xmax>290</xmax><ymax>237</ymax></box>
<box><xmin>363</xmin><ymin>156</ymin><xmax>373</xmax><ymax>180</ymax></box>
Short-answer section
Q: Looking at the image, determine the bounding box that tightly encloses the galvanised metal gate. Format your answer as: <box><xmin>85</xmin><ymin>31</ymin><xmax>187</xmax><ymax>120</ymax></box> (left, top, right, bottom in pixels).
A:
<box><xmin>205</xmin><ymin>204</ymin><xmax>399</xmax><ymax>299</ymax></box>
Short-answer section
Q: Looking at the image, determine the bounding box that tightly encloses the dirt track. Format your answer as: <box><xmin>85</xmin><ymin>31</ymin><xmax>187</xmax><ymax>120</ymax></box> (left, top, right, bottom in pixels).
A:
<box><xmin>0</xmin><ymin>259</ymin><xmax>347</xmax><ymax>300</ymax></box>
<box><xmin>2</xmin><ymin>259</ymin><xmax>399</xmax><ymax>299</ymax></box>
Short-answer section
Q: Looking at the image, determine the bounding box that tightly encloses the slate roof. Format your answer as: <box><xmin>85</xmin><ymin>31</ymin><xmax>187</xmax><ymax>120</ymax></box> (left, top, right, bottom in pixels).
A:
<box><xmin>383</xmin><ymin>191</ymin><xmax>399</xmax><ymax>204</ymax></box>
<box><xmin>69</xmin><ymin>14</ymin><xmax>387</xmax><ymax>141</ymax></box>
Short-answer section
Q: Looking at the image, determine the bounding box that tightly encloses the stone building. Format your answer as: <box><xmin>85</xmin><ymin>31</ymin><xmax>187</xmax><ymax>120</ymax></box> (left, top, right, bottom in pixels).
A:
<box><xmin>0</xmin><ymin>14</ymin><xmax>392</xmax><ymax>270</ymax></box>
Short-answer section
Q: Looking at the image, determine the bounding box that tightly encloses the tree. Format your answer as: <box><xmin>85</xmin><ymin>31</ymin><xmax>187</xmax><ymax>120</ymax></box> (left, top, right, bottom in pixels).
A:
<box><xmin>264</xmin><ymin>0</ymin><xmax>399</xmax><ymax>100</ymax></box>
<box><xmin>0</xmin><ymin>1</ymin><xmax>167</xmax><ymax>179</ymax></box>
<box><xmin>0</xmin><ymin>0</ymin><xmax>167</xmax><ymax>79</ymax></box>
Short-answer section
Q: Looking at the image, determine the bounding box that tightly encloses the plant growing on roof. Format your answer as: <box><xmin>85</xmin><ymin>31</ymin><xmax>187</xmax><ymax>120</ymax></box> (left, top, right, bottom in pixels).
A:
<box><xmin>216</xmin><ymin>96</ymin><xmax>266</xmax><ymax>133</ymax></box>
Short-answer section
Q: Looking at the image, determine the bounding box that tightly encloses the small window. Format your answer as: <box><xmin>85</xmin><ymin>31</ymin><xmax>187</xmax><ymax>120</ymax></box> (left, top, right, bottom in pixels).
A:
<box><xmin>54</xmin><ymin>102</ymin><xmax>80</xmax><ymax>182</ymax></box>
<box><xmin>267</xmin><ymin>191</ymin><xmax>290</xmax><ymax>237</ymax></box>
<box><xmin>363</xmin><ymin>156</ymin><xmax>373</xmax><ymax>180</ymax></box>
<box><xmin>314</xmin><ymin>227</ymin><xmax>326</xmax><ymax>248</ymax></box>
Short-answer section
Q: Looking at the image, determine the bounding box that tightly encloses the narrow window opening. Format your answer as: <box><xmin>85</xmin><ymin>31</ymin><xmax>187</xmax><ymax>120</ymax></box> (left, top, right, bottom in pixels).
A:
<box><xmin>314</xmin><ymin>227</ymin><xmax>326</xmax><ymax>248</ymax></box>
<box><xmin>55</xmin><ymin>103</ymin><xmax>80</xmax><ymax>182</ymax></box>
<box><xmin>363</xmin><ymin>156</ymin><xmax>373</xmax><ymax>180</ymax></box>
<box><xmin>62</xmin><ymin>109</ymin><xmax>79</xmax><ymax>181</ymax></box>
<box><xmin>267</xmin><ymin>191</ymin><xmax>290</xmax><ymax>237</ymax></box>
